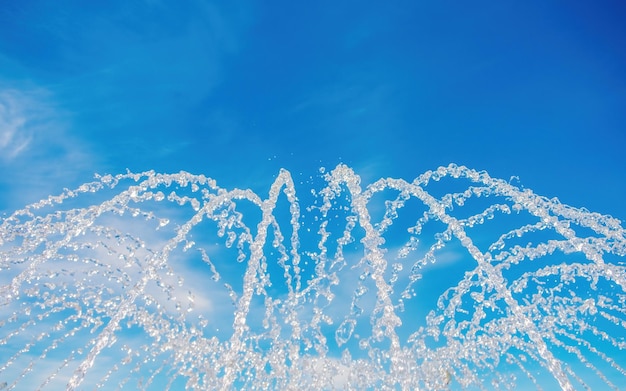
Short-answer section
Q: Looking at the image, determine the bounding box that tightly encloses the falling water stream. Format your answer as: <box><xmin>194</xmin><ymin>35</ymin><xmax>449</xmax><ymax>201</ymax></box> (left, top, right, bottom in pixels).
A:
<box><xmin>1</xmin><ymin>164</ymin><xmax>625</xmax><ymax>390</ymax></box>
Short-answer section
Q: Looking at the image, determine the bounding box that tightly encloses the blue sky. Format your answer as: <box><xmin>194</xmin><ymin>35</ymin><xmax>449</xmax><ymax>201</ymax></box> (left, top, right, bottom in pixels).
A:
<box><xmin>1</xmin><ymin>1</ymin><xmax>625</xmax><ymax>389</ymax></box>
<box><xmin>0</xmin><ymin>0</ymin><xmax>625</xmax><ymax>219</ymax></box>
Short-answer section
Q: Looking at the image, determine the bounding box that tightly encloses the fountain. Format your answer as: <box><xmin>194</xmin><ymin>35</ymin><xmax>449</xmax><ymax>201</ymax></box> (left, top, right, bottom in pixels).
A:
<box><xmin>0</xmin><ymin>164</ymin><xmax>625</xmax><ymax>390</ymax></box>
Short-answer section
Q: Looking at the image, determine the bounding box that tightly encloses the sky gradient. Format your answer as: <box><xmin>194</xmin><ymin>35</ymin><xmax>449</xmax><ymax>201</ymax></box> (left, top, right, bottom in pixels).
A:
<box><xmin>0</xmin><ymin>0</ymin><xmax>625</xmax><ymax>221</ymax></box>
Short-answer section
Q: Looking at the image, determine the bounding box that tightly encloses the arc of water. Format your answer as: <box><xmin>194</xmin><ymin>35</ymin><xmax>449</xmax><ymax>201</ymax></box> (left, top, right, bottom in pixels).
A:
<box><xmin>322</xmin><ymin>165</ymin><xmax>404</xmax><ymax>374</ymax></box>
<box><xmin>428</xmin><ymin>166</ymin><xmax>579</xmax><ymax>389</ymax></box>
<box><xmin>220</xmin><ymin>169</ymin><xmax>300</xmax><ymax>390</ymax></box>
<box><xmin>369</xmin><ymin>169</ymin><xmax>574</xmax><ymax>390</ymax></box>
<box><xmin>0</xmin><ymin>185</ymin><xmax>136</xmax><ymax>388</ymax></box>
<box><xmin>444</xmin><ymin>168</ymin><xmax>575</xmax><ymax>389</ymax></box>
<box><xmin>316</xmin><ymin>164</ymin><xmax>579</xmax><ymax>388</ymax></box>
<box><xmin>63</xmin><ymin>186</ymin><xmax>191</xmax><ymax>389</ymax></box>
<box><xmin>66</xmin><ymin>177</ymin><xmax>260</xmax><ymax>389</ymax></box>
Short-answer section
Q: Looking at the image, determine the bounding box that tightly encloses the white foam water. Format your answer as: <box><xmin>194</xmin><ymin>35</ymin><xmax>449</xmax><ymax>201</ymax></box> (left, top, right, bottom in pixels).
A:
<box><xmin>1</xmin><ymin>164</ymin><xmax>624</xmax><ymax>390</ymax></box>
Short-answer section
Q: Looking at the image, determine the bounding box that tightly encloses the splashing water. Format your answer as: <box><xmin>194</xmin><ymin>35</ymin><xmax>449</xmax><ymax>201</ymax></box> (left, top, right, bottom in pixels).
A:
<box><xmin>1</xmin><ymin>164</ymin><xmax>625</xmax><ymax>390</ymax></box>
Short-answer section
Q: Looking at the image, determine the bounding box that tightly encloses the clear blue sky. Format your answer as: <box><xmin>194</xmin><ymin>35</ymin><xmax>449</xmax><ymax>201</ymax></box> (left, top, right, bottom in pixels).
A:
<box><xmin>0</xmin><ymin>0</ymin><xmax>624</xmax><ymax>220</ymax></box>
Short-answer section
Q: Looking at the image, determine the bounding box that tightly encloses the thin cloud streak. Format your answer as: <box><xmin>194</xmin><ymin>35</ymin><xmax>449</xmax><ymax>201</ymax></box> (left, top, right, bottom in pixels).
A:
<box><xmin>0</xmin><ymin>88</ymin><xmax>38</xmax><ymax>160</ymax></box>
<box><xmin>0</xmin><ymin>83</ymin><xmax>97</xmax><ymax>212</ymax></box>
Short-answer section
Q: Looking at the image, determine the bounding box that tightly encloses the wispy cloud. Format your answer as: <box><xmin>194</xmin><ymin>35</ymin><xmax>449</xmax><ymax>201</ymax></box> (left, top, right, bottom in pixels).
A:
<box><xmin>0</xmin><ymin>88</ymin><xmax>41</xmax><ymax>160</ymax></box>
<box><xmin>0</xmin><ymin>83</ymin><xmax>97</xmax><ymax>212</ymax></box>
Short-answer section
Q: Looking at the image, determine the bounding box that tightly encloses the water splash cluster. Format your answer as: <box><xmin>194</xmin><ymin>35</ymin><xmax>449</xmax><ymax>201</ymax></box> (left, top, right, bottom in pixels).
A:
<box><xmin>1</xmin><ymin>164</ymin><xmax>625</xmax><ymax>390</ymax></box>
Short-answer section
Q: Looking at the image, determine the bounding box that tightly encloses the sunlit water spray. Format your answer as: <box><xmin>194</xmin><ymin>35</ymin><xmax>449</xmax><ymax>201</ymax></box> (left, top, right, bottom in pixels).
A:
<box><xmin>1</xmin><ymin>164</ymin><xmax>625</xmax><ymax>390</ymax></box>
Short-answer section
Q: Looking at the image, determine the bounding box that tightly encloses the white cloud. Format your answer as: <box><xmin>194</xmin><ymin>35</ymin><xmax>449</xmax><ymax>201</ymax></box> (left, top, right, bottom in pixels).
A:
<box><xmin>0</xmin><ymin>83</ymin><xmax>97</xmax><ymax>212</ymax></box>
<box><xmin>0</xmin><ymin>88</ymin><xmax>38</xmax><ymax>160</ymax></box>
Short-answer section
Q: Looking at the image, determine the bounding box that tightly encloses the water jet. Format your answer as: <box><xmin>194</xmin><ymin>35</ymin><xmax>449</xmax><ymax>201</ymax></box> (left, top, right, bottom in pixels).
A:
<box><xmin>1</xmin><ymin>164</ymin><xmax>624</xmax><ymax>389</ymax></box>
